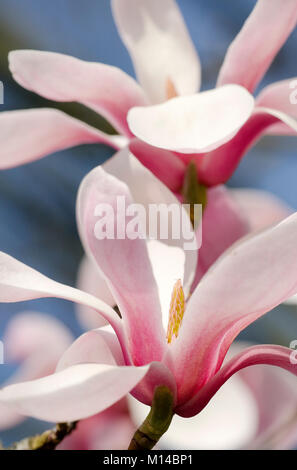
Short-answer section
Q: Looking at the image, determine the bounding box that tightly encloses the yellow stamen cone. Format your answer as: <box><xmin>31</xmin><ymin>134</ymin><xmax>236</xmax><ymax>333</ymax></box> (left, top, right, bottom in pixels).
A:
<box><xmin>167</xmin><ymin>279</ymin><xmax>185</xmax><ymax>344</ymax></box>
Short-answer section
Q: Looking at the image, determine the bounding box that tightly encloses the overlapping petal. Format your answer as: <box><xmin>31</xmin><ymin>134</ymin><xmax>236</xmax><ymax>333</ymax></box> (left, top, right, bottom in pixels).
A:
<box><xmin>0</xmin><ymin>363</ymin><xmax>149</xmax><ymax>422</ymax></box>
<box><xmin>0</xmin><ymin>312</ymin><xmax>73</xmax><ymax>430</ymax></box>
<box><xmin>111</xmin><ymin>0</ymin><xmax>200</xmax><ymax>103</ymax></box>
<box><xmin>76</xmin><ymin>163</ymin><xmax>165</xmax><ymax>365</ymax></box>
<box><xmin>128</xmin><ymin>85</ymin><xmax>254</xmax><ymax>154</ymax></box>
<box><xmin>196</xmin><ymin>108</ymin><xmax>297</xmax><ymax>186</ymax></box>
<box><xmin>103</xmin><ymin>149</ymin><xmax>197</xmax><ymax>304</ymax></box>
<box><xmin>193</xmin><ymin>186</ymin><xmax>250</xmax><ymax>287</ymax></box>
<box><xmin>177</xmin><ymin>345</ymin><xmax>297</xmax><ymax>418</ymax></box>
<box><xmin>0</xmin><ymin>251</ymin><xmax>124</xmax><ymax>348</ymax></box>
<box><xmin>76</xmin><ymin>256</ymin><xmax>114</xmax><ymax>330</ymax></box>
<box><xmin>9</xmin><ymin>50</ymin><xmax>147</xmax><ymax>135</ymax></box>
<box><xmin>169</xmin><ymin>213</ymin><xmax>297</xmax><ymax>404</ymax></box>
<box><xmin>129</xmin><ymin>139</ymin><xmax>186</xmax><ymax>192</ymax></box>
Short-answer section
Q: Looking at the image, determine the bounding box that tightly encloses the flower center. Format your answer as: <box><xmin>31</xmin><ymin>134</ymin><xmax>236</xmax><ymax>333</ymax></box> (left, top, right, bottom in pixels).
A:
<box><xmin>166</xmin><ymin>279</ymin><xmax>185</xmax><ymax>343</ymax></box>
<box><xmin>166</xmin><ymin>78</ymin><xmax>178</xmax><ymax>100</ymax></box>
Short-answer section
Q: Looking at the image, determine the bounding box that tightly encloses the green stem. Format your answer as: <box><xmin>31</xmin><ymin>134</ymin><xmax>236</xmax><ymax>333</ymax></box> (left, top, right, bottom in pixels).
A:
<box><xmin>128</xmin><ymin>386</ymin><xmax>174</xmax><ymax>450</ymax></box>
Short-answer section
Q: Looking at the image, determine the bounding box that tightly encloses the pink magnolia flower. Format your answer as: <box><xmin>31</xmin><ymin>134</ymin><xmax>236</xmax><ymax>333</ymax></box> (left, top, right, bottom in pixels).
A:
<box><xmin>0</xmin><ymin>159</ymin><xmax>297</xmax><ymax>439</ymax></box>
<box><xmin>1</xmin><ymin>313</ymin><xmax>297</xmax><ymax>449</ymax></box>
<box><xmin>74</xmin><ymin>150</ymin><xmax>293</xmax><ymax>330</ymax></box>
<box><xmin>2</xmin><ymin>0</ymin><xmax>296</xmax><ymax>191</ymax></box>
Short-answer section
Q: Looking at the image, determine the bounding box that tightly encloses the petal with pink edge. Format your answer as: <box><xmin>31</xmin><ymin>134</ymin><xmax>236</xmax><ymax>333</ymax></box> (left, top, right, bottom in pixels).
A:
<box><xmin>0</xmin><ymin>108</ymin><xmax>126</xmax><ymax>170</ymax></box>
<box><xmin>196</xmin><ymin>107</ymin><xmax>297</xmax><ymax>186</ymax></box>
<box><xmin>177</xmin><ymin>345</ymin><xmax>297</xmax><ymax>418</ymax></box>
<box><xmin>76</xmin><ymin>164</ymin><xmax>165</xmax><ymax>365</ymax></box>
<box><xmin>217</xmin><ymin>0</ymin><xmax>297</xmax><ymax>93</ymax></box>
<box><xmin>0</xmin><ymin>363</ymin><xmax>149</xmax><ymax>422</ymax></box>
<box><xmin>111</xmin><ymin>0</ymin><xmax>200</xmax><ymax>103</ymax></box>
<box><xmin>169</xmin><ymin>213</ymin><xmax>297</xmax><ymax>404</ymax></box>
<box><xmin>128</xmin><ymin>373</ymin><xmax>258</xmax><ymax>450</ymax></box>
<box><xmin>9</xmin><ymin>50</ymin><xmax>147</xmax><ymax>135</ymax></box>
<box><xmin>128</xmin><ymin>85</ymin><xmax>254</xmax><ymax>153</ymax></box>
<box><xmin>256</xmin><ymin>78</ymin><xmax>297</xmax><ymax>134</ymax></box>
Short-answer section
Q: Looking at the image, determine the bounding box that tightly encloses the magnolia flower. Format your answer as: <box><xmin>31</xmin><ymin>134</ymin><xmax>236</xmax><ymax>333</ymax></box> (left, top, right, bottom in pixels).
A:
<box><xmin>0</xmin><ymin>159</ymin><xmax>297</xmax><ymax>449</ymax></box>
<box><xmin>1</xmin><ymin>313</ymin><xmax>297</xmax><ymax>449</ymax></box>
<box><xmin>74</xmin><ymin>150</ymin><xmax>293</xmax><ymax>330</ymax></box>
<box><xmin>1</xmin><ymin>0</ymin><xmax>297</xmax><ymax>192</ymax></box>
<box><xmin>128</xmin><ymin>344</ymin><xmax>297</xmax><ymax>450</ymax></box>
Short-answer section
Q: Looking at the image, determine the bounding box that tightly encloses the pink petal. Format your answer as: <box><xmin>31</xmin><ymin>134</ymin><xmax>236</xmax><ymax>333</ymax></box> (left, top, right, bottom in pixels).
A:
<box><xmin>0</xmin><ymin>363</ymin><xmax>149</xmax><ymax>422</ymax></box>
<box><xmin>111</xmin><ymin>0</ymin><xmax>200</xmax><ymax>103</ymax></box>
<box><xmin>128</xmin><ymin>85</ymin><xmax>254</xmax><ymax>153</ymax></box>
<box><xmin>76</xmin><ymin>164</ymin><xmax>165</xmax><ymax>365</ymax></box>
<box><xmin>103</xmin><ymin>149</ymin><xmax>197</xmax><ymax>312</ymax></box>
<box><xmin>168</xmin><ymin>213</ymin><xmax>297</xmax><ymax>404</ymax></box>
<box><xmin>9</xmin><ymin>50</ymin><xmax>147</xmax><ymax>136</ymax></box>
<box><xmin>0</xmin><ymin>108</ymin><xmax>125</xmax><ymax>170</ymax></box>
<box><xmin>56</xmin><ymin>329</ymin><xmax>119</xmax><ymax>372</ymax></box>
<box><xmin>197</xmin><ymin>107</ymin><xmax>297</xmax><ymax>186</ymax></box>
<box><xmin>231</xmin><ymin>188</ymin><xmax>293</xmax><ymax>233</ymax></box>
<box><xmin>177</xmin><ymin>345</ymin><xmax>297</xmax><ymax>418</ymax></box>
<box><xmin>129</xmin><ymin>373</ymin><xmax>258</xmax><ymax>449</ymax></box>
<box><xmin>237</xmin><ymin>353</ymin><xmax>297</xmax><ymax>449</ymax></box>
<box><xmin>256</xmin><ymin>78</ymin><xmax>297</xmax><ymax>134</ymax></box>
<box><xmin>129</xmin><ymin>139</ymin><xmax>186</xmax><ymax>192</ymax></box>
<box><xmin>0</xmin><ymin>251</ymin><xmax>125</xmax><ymax>350</ymax></box>
<box><xmin>217</xmin><ymin>0</ymin><xmax>297</xmax><ymax>93</ymax></box>
<box><xmin>0</xmin><ymin>312</ymin><xmax>73</xmax><ymax>430</ymax></box>
<box><xmin>192</xmin><ymin>185</ymin><xmax>250</xmax><ymax>288</ymax></box>
<box><xmin>76</xmin><ymin>256</ymin><xmax>115</xmax><ymax>330</ymax></box>
<box><xmin>58</xmin><ymin>404</ymin><xmax>134</xmax><ymax>450</ymax></box>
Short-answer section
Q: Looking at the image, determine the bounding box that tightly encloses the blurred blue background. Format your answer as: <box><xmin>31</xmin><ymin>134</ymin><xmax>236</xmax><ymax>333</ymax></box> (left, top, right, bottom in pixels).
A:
<box><xmin>0</xmin><ymin>0</ymin><xmax>296</xmax><ymax>445</ymax></box>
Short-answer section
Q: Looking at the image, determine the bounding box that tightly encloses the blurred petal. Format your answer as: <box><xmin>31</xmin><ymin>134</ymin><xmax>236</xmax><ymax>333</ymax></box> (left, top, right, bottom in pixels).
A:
<box><xmin>0</xmin><ymin>109</ymin><xmax>125</xmax><ymax>170</ymax></box>
<box><xmin>76</xmin><ymin>256</ymin><xmax>114</xmax><ymax>330</ymax></box>
<box><xmin>129</xmin><ymin>139</ymin><xmax>186</xmax><ymax>192</ymax></box>
<box><xmin>239</xmin><ymin>360</ymin><xmax>297</xmax><ymax>449</ymax></box>
<box><xmin>9</xmin><ymin>50</ymin><xmax>147</xmax><ymax>135</ymax></box>
<box><xmin>111</xmin><ymin>0</ymin><xmax>200</xmax><ymax>103</ymax></box>
<box><xmin>178</xmin><ymin>345</ymin><xmax>297</xmax><ymax>418</ymax></box>
<box><xmin>231</xmin><ymin>188</ymin><xmax>293</xmax><ymax>232</ymax></box>
<box><xmin>169</xmin><ymin>213</ymin><xmax>297</xmax><ymax>403</ymax></box>
<box><xmin>193</xmin><ymin>186</ymin><xmax>249</xmax><ymax>287</ymax></box>
<box><xmin>129</xmin><ymin>373</ymin><xmax>258</xmax><ymax>450</ymax></box>
<box><xmin>0</xmin><ymin>312</ymin><xmax>73</xmax><ymax>430</ymax></box>
<box><xmin>0</xmin><ymin>363</ymin><xmax>149</xmax><ymax>422</ymax></box>
<box><xmin>128</xmin><ymin>85</ymin><xmax>254</xmax><ymax>153</ymax></box>
<box><xmin>76</xmin><ymin>164</ymin><xmax>165</xmax><ymax>365</ymax></box>
<box><xmin>217</xmin><ymin>0</ymin><xmax>297</xmax><ymax>92</ymax></box>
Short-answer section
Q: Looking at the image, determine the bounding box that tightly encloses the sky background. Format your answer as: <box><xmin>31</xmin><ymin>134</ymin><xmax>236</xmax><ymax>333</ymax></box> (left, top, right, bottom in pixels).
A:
<box><xmin>0</xmin><ymin>0</ymin><xmax>296</xmax><ymax>446</ymax></box>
